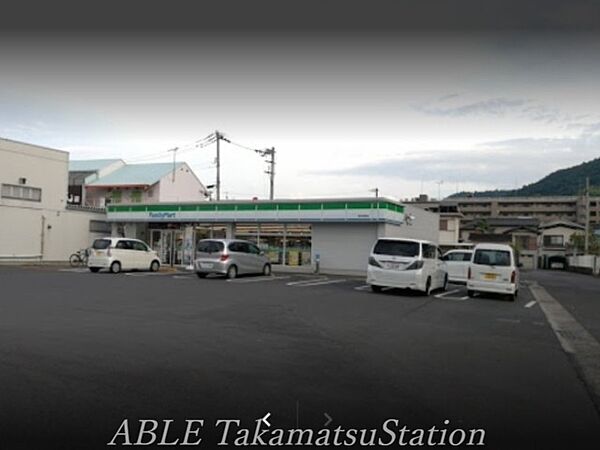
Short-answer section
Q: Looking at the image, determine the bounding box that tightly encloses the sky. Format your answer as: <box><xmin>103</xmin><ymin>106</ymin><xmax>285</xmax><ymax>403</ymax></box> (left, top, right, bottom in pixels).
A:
<box><xmin>1</xmin><ymin>30</ymin><xmax>600</xmax><ymax>201</ymax></box>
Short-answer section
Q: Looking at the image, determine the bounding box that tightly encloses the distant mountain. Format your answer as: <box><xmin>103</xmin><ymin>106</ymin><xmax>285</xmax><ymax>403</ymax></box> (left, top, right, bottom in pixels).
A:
<box><xmin>449</xmin><ymin>157</ymin><xmax>600</xmax><ymax>198</ymax></box>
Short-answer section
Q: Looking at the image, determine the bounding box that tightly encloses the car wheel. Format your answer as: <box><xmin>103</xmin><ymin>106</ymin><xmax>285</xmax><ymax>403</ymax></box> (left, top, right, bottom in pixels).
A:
<box><xmin>89</xmin><ymin>267</ymin><xmax>100</xmax><ymax>273</ymax></box>
<box><xmin>371</xmin><ymin>285</ymin><xmax>383</xmax><ymax>293</ymax></box>
<box><xmin>110</xmin><ymin>261</ymin><xmax>121</xmax><ymax>274</ymax></box>
<box><xmin>196</xmin><ymin>272</ymin><xmax>207</xmax><ymax>278</ymax></box>
<box><xmin>226</xmin><ymin>265</ymin><xmax>238</xmax><ymax>279</ymax></box>
<box><xmin>262</xmin><ymin>264</ymin><xmax>272</xmax><ymax>276</ymax></box>
<box><xmin>150</xmin><ymin>260</ymin><xmax>160</xmax><ymax>272</ymax></box>
<box><xmin>467</xmin><ymin>290</ymin><xmax>475</xmax><ymax>298</ymax></box>
<box><xmin>507</xmin><ymin>291</ymin><xmax>517</xmax><ymax>302</ymax></box>
<box><xmin>424</xmin><ymin>277</ymin><xmax>432</xmax><ymax>296</ymax></box>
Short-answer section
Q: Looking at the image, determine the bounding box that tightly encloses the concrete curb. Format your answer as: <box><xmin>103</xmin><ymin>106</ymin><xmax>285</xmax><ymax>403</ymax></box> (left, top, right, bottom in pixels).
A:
<box><xmin>529</xmin><ymin>281</ymin><xmax>600</xmax><ymax>414</ymax></box>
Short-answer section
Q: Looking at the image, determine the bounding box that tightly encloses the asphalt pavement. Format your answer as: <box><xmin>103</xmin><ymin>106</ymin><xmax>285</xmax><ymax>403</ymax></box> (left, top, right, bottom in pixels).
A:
<box><xmin>0</xmin><ymin>266</ymin><xmax>599</xmax><ymax>449</ymax></box>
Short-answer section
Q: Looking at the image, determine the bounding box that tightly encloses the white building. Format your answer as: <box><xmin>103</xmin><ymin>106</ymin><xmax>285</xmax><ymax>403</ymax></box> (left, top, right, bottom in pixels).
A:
<box><xmin>405</xmin><ymin>197</ymin><xmax>463</xmax><ymax>249</ymax></box>
<box><xmin>0</xmin><ymin>138</ymin><xmax>109</xmax><ymax>262</ymax></box>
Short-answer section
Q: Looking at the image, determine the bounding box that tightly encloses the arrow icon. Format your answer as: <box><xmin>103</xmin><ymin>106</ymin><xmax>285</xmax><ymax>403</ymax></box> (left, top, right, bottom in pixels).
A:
<box><xmin>260</xmin><ymin>412</ymin><xmax>271</xmax><ymax>427</ymax></box>
<box><xmin>323</xmin><ymin>413</ymin><xmax>332</xmax><ymax>427</ymax></box>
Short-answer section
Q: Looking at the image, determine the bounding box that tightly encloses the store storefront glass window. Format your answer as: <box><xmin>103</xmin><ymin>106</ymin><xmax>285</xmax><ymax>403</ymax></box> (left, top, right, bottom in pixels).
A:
<box><xmin>234</xmin><ymin>224</ymin><xmax>259</xmax><ymax>244</ymax></box>
<box><xmin>285</xmin><ymin>224</ymin><xmax>311</xmax><ymax>266</ymax></box>
<box><xmin>258</xmin><ymin>224</ymin><xmax>285</xmax><ymax>265</ymax></box>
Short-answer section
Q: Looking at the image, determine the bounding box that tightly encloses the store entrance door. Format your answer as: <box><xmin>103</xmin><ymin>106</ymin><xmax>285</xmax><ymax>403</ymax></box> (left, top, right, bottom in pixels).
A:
<box><xmin>150</xmin><ymin>229</ymin><xmax>184</xmax><ymax>267</ymax></box>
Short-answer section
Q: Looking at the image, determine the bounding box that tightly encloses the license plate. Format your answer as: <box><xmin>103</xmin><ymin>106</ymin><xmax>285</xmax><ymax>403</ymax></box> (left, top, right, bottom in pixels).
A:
<box><xmin>200</xmin><ymin>263</ymin><xmax>214</xmax><ymax>269</ymax></box>
<box><xmin>484</xmin><ymin>273</ymin><xmax>497</xmax><ymax>280</ymax></box>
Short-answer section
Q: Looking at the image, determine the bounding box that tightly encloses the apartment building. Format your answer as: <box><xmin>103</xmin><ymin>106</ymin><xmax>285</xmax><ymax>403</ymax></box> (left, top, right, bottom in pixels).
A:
<box><xmin>453</xmin><ymin>195</ymin><xmax>598</xmax><ymax>225</ymax></box>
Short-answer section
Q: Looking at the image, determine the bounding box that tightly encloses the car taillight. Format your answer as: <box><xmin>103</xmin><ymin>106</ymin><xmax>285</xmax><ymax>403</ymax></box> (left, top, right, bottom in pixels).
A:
<box><xmin>405</xmin><ymin>260</ymin><xmax>424</xmax><ymax>270</ymax></box>
<box><xmin>220</xmin><ymin>254</ymin><xmax>229</xmax><ymax>262</ymax></box>
<box><xmin>511</xmin><ymin>270</ymin><xmax>516</xmax><ymax>284</ymax></box>
<box><xmin>368</xmin><ymin>256</ymin><xmax>382</xmax><ymax>267</ymax></box>
<box><xmin>467</xmin><ymin>267</ymin><xmax>471</xmax><ymax>279</ymax></box>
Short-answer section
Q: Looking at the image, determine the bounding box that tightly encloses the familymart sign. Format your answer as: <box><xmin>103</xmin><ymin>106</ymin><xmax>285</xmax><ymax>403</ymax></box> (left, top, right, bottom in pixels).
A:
<box><xmin>107</xmin><ymin>199</ymin><xmax>406</xmax><ymax>224</ymax></box>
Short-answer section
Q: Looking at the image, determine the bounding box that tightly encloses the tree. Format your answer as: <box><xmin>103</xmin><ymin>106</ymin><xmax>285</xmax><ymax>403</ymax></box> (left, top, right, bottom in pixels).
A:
<box><xmin>569</xmin><ymin>232</ymin><xmax>600</xmax><ymax>255</ymax></box>
<box><xmin>475</xmin><ymin>219</ymin><xmax>490</xmax><ymax>233</ymax></box>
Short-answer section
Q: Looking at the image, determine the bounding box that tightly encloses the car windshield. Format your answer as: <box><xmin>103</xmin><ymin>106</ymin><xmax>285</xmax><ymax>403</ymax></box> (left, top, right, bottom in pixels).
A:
<box><xmin>473</xmin><ymin>249</ymin><xmax>511</xmax><ymax>266</ymax></box>
<box><xmin>92</xmin><ymin>239</ymin><xmax>111</xmax><ymax>250</ymax></box>
<box><xmin>197</xmin><ymin>240</ymin><xmax>224</xmax><ymax>254</ymax></box>
<box><xmin>373</xmin><ymin>240</ymin><xmax>420</xmax><ymax>257</ymax></box>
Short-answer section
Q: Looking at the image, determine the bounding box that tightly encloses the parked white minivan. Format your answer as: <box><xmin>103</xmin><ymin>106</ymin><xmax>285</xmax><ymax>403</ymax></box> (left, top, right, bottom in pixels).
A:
<box><xmin>367</xmin><ymin>238</ymin><xmax>448</xmax><ymax>295</ymax></box>
<box><xmin>442</xmin><ymin>249</ymin><xmax>473</xmax><ymax>284</ymax></box>
<box><xmin>467</xmin><ymin>243</ymin><xmax>520</xmax><ymax>301</ymax></box>
<box><xmin>88</xmin><ymin>237</ymin><xmax>161</xmax><ymax>273</ymax></box>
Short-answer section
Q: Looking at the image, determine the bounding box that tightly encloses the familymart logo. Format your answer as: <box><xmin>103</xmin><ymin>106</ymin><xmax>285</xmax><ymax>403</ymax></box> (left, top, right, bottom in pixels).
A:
<box><xmin>149</xmin><ymin>212</ymin><xmax>177</xmax><ymax>219</ymax></box>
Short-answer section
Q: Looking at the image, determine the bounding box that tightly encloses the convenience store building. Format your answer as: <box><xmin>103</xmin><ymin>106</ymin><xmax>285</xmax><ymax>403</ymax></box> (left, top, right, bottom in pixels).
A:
<box><xmin>106</xmin><ymin>198</ymin><xmax>438</xmax><ymax>274</ymax></box>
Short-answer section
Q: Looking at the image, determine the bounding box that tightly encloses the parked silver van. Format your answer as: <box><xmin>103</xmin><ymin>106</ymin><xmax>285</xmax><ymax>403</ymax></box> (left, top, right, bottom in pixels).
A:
<box><xmin>194</xmin><ymin>239</ymin><xmax>271</xmax><ymax>279</ymax></box>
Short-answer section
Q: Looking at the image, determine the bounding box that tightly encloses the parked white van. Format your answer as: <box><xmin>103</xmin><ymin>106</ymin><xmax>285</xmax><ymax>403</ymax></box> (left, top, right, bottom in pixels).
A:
<box><xmin>467</xmin><ymin>243</ymin><xmax>520</xmax><ymax>301</ymax></box>
<box><xmin>367</xmin><ymin>238</ymin><xmax>448</xmax><ymax>295</ymax></box>
<box><xmin>442</xmin><ymin>249</ymin><xmax>473</xmax><ymax>284</ymax></box>
<box><xmin>88</xmin><ymin>237</ymin><xmax>161</xmax><ymax>274</ymax></box>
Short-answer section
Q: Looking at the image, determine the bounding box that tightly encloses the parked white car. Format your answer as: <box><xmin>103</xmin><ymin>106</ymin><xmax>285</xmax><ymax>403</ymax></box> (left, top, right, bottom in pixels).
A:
<box><xmin>467</xmin><ymin>243</ymin><xmax>520</xmax><ymax>301</ymax></box>
<box><xmin>87</xmin><ymin>237</ymin><xmax>161</xmax><ymax>274</ymax></box>
<box><xmin>367</xmin><ymin>238</ymin><xmax>448</xmax><ymax>295</ymax></box>
<box><xmin>442</xmin><ymin>249</ymin><xmax>473</xmax><ymax>284</ymax></box>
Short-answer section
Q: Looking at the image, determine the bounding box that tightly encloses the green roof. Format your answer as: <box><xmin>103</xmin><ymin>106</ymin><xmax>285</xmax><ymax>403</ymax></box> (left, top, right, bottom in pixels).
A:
<box><xmin>88</xmin><ymin>162</ymin><xmax>184</xmax><ymax>187</ymax></box>
<box><xmin>69</xmin><ymin>159</ymin><xmax>123</xmax><ymax>172</ymax></box>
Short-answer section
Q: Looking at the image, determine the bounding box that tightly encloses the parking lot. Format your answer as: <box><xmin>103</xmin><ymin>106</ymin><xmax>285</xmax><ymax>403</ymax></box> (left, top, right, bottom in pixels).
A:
<box><xmin>1</xmin><ymin>266</ymin><xmax>599</xmax><ymax>449</ymax></box>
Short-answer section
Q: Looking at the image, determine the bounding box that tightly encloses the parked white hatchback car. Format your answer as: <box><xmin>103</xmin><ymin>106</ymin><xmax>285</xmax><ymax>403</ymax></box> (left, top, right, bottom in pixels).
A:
<box><xmin>87</xmin><ymin>237</ymin><xmax>161</xmax><ymax>274</ymax></box>
<box><xmin>442</xmin><ymin>249</ymin><xmax>473</xmax><ymax>284</ymax></box>
<box><xmin>467</xmin><ymin>243</ymin><xmax>520</xmax><ymax>301</ymax></box>
<box><xmin>367</xmin><ymin>238</ymin><xmax>448</xmax><ymax>295</ymax></box>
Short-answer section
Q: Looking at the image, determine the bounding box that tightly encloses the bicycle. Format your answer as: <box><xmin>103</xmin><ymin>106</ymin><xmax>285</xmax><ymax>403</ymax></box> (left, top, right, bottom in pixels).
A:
<box><xmin>69</xmin><ymin>248</ymin><xmax>90</xmax><ymax>267</ymax></box>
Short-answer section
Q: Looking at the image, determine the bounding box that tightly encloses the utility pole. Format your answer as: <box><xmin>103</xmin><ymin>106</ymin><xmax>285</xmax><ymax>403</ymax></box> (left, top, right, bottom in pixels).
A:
<box><xmin>267</xmin><ymin>147</ymin><xmax>275</xmax><ymax>200</ymax></box>
<box><xmin>168</xmin><ymin>147</ymin><xmax>179</xmax><ymax>182</ymax></box>
<box><xmin>436</xmin><ymin>180</ymin><xmax>444</xmax><ymax>200</ymax></box>
<box><xmin>256</xmin><ymin>147</ymin><xmax>276</xmax><ymax>200</ymax></box>
<box><xmin>585</xmin><ymin>176</ymin><xmax>590</xmax><ymax>254</ymax></box>
<box><xmin>215</xmin><ymin>131</ymin><xmax>221</xmax><ymax>201</ymax></box>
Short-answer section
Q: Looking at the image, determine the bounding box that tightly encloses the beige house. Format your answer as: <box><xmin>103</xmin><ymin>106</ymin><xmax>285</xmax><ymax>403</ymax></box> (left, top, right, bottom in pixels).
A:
<box><xmin>406</xmin><ymin>197</ymin><xmax>463</xmax><ymax>249</ymax></box>
<box><xmin>538</xmin><ymin>220</ymin><xmax>585</xmax><ymax>268</ymax></box>
<box><xmin>460</xmin><ymin>217</ymin><xmax>540</xmax><ymax>269</ymax></box>
<box><xmin>70</xmin><ymin>161</ymin><xmax>209</xmax><ymax>208</ymax></box>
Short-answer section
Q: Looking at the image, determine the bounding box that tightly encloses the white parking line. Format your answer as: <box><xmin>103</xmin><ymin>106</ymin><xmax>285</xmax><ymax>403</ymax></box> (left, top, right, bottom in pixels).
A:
<box><xmin>227</xmin><ymin>276</ymin><xmax>291</xmax><ymax>283</ymax></box>
<box><xmin>436</xmin><ymin>295</ymin><xmax>470</xmax><ymax>301</ymax></box>
<box><xmin>434</xmin><ymin>289</ymin><xmax>460</xmax><ymax>298</ymax></box>
<box><xmin>525</xmin><ymin>300</ymin><xmax>537</xmax><ymax>308</ymax></box>
<box><xmin>292</xmin><ymin>279</ymin><xmax>347</xmax><ymax>287</ymax></box>
<box><xmin>354</xmin><ymin>285</ymin><xmax>371</xmax><ymax>291</ymax></box>
<box><xmin>497</xmin><ymin>318</ymin><xmax>521</xmax><ymax>324</ymax></box>
<box><xmin>286</xmin><ymin>277</ymin><xmax>329</xmax><ymax>286</ymax></box>
<box><xmin>125</xmin><ymin>272</ymin><xmax>174</xmax><ymax>277</ymax></box>
<box><xmin>59</xmin><ymin>268</ymin><xmax>89</xmax><ymax>273</ymax></box>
